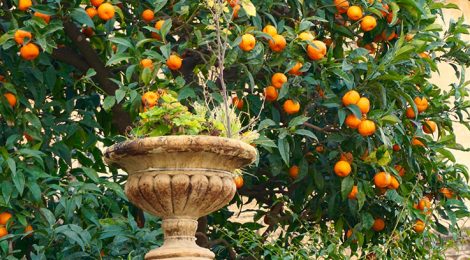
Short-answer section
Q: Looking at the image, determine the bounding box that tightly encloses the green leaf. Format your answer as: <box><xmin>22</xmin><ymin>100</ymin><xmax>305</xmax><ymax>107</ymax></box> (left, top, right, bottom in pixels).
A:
<box><xmin>82</xmin><ymin>167</ymin><xmax>100</xmax><ymax>183</ymax></box>
<box><xmin>381</xmin><ymin>114</ymin><xmax>401</xmax><ymax>124</ymax></box>
<box><xmin>12</xmin><ymin>170</ymin><xmax>25</xmax><ymax>195</ymax></box>
<box><xmin>258</xmin><ymin>119</ymin><xmax>276</xmax><ymax>131</ymax></box>
<box><xmin>341</xmin><ymin>176</ymin><xmax>354</xmax><ymax>200</ymax></box>
<box><xmin>361</xmin><ymin>212</ymin><xmax>375</xmax><ymax>230</ymax></box>
<box><xmin>6</xmin><ymin>158</ymin><xmax>16</xmax><ymax>175</ymax></box>
<box><xmin>106</xmin><ymin>53</ymin><xmax>133</xmax><ymax>67</ymax></box>
<box><xmin>115</xmin><ymin>89</ymin><xmax>126</xmax><ymax>103</ymax></box>
<box><xmin>103</xmin><ymin>96</ymin><xmax>116</xmax><ymax>111</ymax></box>
<box><xmin>288</xmin><ymin>116</ymin><xmax>310</xmax><ymax>127</ymax></box>
<box><xmin>109</xmin><ymin>37</ymin><xmax>133</xmax><ymax>49</ymax></box>
<box><xmin>278</xmin><ymin>138</ymin><xmax>290</xmax><ymax>166</ymax></box>
<box><xmin>435</xmin><ymin>148</ymin><xmax>456</xmax><ymax>162</ymax></box>
<box><xmin>295</xmin><ymin>129</ymin><xmax>317</xmax><ymax>140</ymax></box>
<box><xmin>40</xmin><ymin>208</ymin><xmax>56</xmax><ymax>226</ymax></box>
<box><xmin>70</xmin><ymin>8</ymin><xmax>94</xmax><ymax>28</ymax></box>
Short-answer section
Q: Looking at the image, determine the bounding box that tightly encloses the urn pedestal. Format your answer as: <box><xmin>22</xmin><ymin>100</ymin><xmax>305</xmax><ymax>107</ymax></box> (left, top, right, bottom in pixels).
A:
<box><xmin>104</xmin><ymin>136</ymin><xmax>257</xmax><ymax>260</ymax></box>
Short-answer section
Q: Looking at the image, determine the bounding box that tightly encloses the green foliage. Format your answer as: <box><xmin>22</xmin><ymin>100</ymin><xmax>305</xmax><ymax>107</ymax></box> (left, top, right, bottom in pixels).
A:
<box><xmin>0</xmin><ymin>0</ymin><xmax>469</xmax><ymax>259</ymax></box>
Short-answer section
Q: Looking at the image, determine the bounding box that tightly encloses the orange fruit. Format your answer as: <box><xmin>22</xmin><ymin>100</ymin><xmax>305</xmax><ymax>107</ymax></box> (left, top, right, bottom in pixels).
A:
<box><xmin>232</xmin><ymin>96</ymin><xmax>244</xmax><ymax>110</ymax></box>
<box><xmin>334</xmin><ymin>160</ymin><xmax>351</xmax><ymax>177</ymax></box>
<box><xmin>288</xmin><ymin>62</ymin><xmax>303</xmax><ymax>76</ymax></box>
<box><xmin>413</xmin><ymin>220</ymin><xmax>425</xmax><ymax>233</ymax></box>
<box><xmin>394</xmin><ymin>165</ymin><xmax>405</xmax><ymax>177</ymax></box>
<box><xmin>271</xmin><ymin>73</ymin><xmax>287</xmax><ymax>89</ymax></box>
<box><xmin>166</xmin><ymin>54</ymin><xmax>183</xmax><ymax>70</ymax></box>
<box><xmin>422</xmin><ymin>120</ymin><xmax>436</xmax><ymax>134</ymax></box>
<box><xmin>372</xmin><ymin>218</ymin><xmax>385</xmax><ymax>231</ymax></box>
<box><xmin>232</xmin><ymin>4</ymin><xmax>241</xmax><ymax>19</ymax></box>
<box><xmin>20</xmin><ymin>43</ymin><xmax>40</xmax><ymax>60</ymax></box>
<box><xmin>405</xmin><ymin>34</ymin><xmax>414</xmax><ymax>41</ymax></box>
<box><xmin>307</xmin><ymin>40</ymin><xmax>327</xmax><ymax>60</ymax></box>
<box><xmin>345</xmin><ymin>114</ymin><xmax>361</xmax><ymax>129</ymax></box>
<box><xmin>239</xmin><ymin>34</ymin><xmax>256</xmax><ymax>52</ymax></box>
<box><xmin>315</xmin><ymin>145</ymin><xmax>324</xmax><ymax>153</ymax></box>
<box><xmin>152</xmin><ymin>20</ymin><xmax>165</xmax><ymax>40</ymax></box>
<box><xmin>417</xmin><ymin>197</ymin><xmax>431</xmax><ymax>211</ymax></box>
<box><xmin>262</xmin><ymin>25</ymin><xmax>277</xmax><ymax>37</ymax></box>
<box><xmin>227</xmin><ymin>0</ymin><xmax>238</xmax><ymax>7</ymax></box>
<box><xmin>347</xmin><ymin>6</ymin><xmax>363</xmax><ymax>21</ymax></box>
<box><xmin>358</xmin><ymin>119</ymin><xmax>376</xmax><ymax>136</ymax></box>
<box><xmin>393</xmin><ymin>144</ymin><xmax>400</xmax><ymax>152</ymax></box>
<box><xmin>346</xmin><ymin>229</ymin><xmax>353</xmax><ymax>238</ymax></box>
<box><xmin>382</xmin><ymin>30</ymin><xmax>397</xmax><ymax>41</ymax></box>
<box><xmin>298</xmin><ymin>31</ymin><xmax>315</xmax><ymax>42</ymax></box>
<box><xmin>439</xmin><ymin>188</ymin><xmax>454</xmax><ymax>199</ymax></box>
<box><xmin>412</xmin><ymin>137</ymin><xmax>425</xmax><ymax>147</ymax></box>
<box><xmin>86</xmin><ymin>7</ymin><xmax>98</xmax><ymax>18</ymax></box>
<box><xmin>0</xmin><ymin>212</ymin><xmax>12</xmax><ymax>225</ymax></box>
<box><xmin>25</xmin><ymin>225</ymin><xmax>33</xmax><ymax>233</ymax></box>
<box><xmin>414</xmin><ymin>97</ymin><xmax>428</xmax><ymax>113</ymax></box>
<box><xmin>405</xmin><ymin>107</ymin><xmax>416</xmax><ymax>119</ymax></box>
<box><xmin>142</xmin><ymin>9</ymin><xmax>154</xmax><ymax>22</ymax></box>
<box><xmin>357</xmin><ymin>97</ymin><xmax>370</xmax><ymax>114</ymax></box>
<box><xmin>18</xmin><ymin>0</ymin><xmax>32</xmax><ymax>11</ymax></box>
<box><xmin>269</xmin><ymin>34</ymin><xmax>287</xmax><ymax>52</ymax></box>
<box><xmin>361</xmin><ymin>16</ymin><xmax>377</xmax><ymax>32</ymax></box>
<box><xmin>82</xmin><ymin>27</ymin><xmax>94</xmax><ymax>37</ymax></box>
<box><xmin>342</xmin><ymin>90</ymin><xmax>360</xmax><ymax>106</ymax></box>
<box><xmin>34</xmin><ymin>12</ymin><xmax>51</xmax><ymax>24</ymax></box>
<box><xmin>91</xmin><ymin>0</ymin><xmax>104</xmax><ymax>7</ymax></box>
<box><xmin>340</xmin><ymin>152</ymin><xmax>353</xmax><ymax>163</ymax></box>
<box><xmin>14</xmin><ymin>30</ymin><xmax>33</xmax><ymax>45</ymax></box>
<box><xmin>363</xmin><ymin>43</ymin><xmax>376</xmax><ymax>54</ymax></box>
<box><xmin>334</xmin><ymin>0</ymin><xmax>350</xmax><ymax>14</ymax></box>
<box><xmin>234</xmin><ymin>175</ymin><xmax>244</xmax><ymax>189</ymax></box>
<box><xmin>140</xmin><ymin>59</ymin><xmax>153</xmax><ymax>69</ymax></box>
<box><xmin>374</xmin><ymin>172</ymin><xmax>391</xmax><ymax>188</ymax></box>
<box><xmin>97</xmin><ymin>3</ymin><xmax>115</xmax><ymax>21</ymax></box>
<box><xmin>141</xmin><ymin>91</ymin><xmax>159</xmax><ymax>108</ymax></box>
<box><xmin>388</xmin><ymin>175</ymin><xmax>399</xmax><ymax>189</ymax></box>
<box><xmin>3</xmin><ymin>93</ymin><xmax>17</xmax><ymax>107</ymax></box>
<box><xmin>24</xmin><ymin>133</ymin><xmax>33</xmax><ymax>142</ymax></box>
<box><xmin>283</xmin><ymin>100</ymin><xmax>300</xmax><ymax>114</ymax></box>
<box><xmin>0</xmin><ymin>226</ymin><xmax>7</xmax><ymax>238</ymax></box>
<box><xmin>289</xmin><ymin>165</ymin><xmax>299</xmax><ymax>179</ymax></box>
<box><xmin>348</xmin><ymin>185</ymin><xmax>358</xmax><ymax>199</ymax></box>
<box><xmin>419</xmin><ymin>52</ymin><xmax>430</xmax><ymax>59</ymax></box>
<box><xmin>264</xmin><ymin>86</ymin><xmax>278</xmax><ymax>102</ymax></box>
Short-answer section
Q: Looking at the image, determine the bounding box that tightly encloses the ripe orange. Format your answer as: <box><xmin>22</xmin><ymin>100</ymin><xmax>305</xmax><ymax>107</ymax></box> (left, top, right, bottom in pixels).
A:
<box><xmin>439</xmin><ymin>188</ymin><xmax>454</xmax><ymax>199</ymax></box>
<box><xmin>0</xmin><ymin>212</ymin><xmax>12</xmax><ymax>225</ymax></box>
<box><xmin>288</xmin><ymin>62</ymin><xmax>303</xmax><ymax>76</ymax></box>
<box><xmin>413</xmin><ymin>220</ymin><xmax>425</xmax><ymax>233</ymax></box>
<box><xmin>374</xmin><ymin>172</ymin><xmax>391</xmax><ymax>188</ymax></box>
<box><xmin>14</xmin><ymin>30</ymin><xmax>33</xmax><ymax>45</ymax></box>
<box><xmin>417</xmin><ymin>197</ymin><xmax>431</xmax><ymax>211</ymax></box>
<box><xmin>141</xmin><ymin>91</ymin><xmax>159</xmax><ymax>107</ymax></box>
<box><xmin>348</xmin><ymin>185</ymin><xmax>358</xmax><ymax>199</ymax></box>
<box><xmin>345</xmin><ymin>114</ymin><xmax>361</xmax><ymax>129</ymax></box>
<box><xmin>3</xmin><ymin>93</ymin><xmax>17</xmax><ymax>107</ymax></box>
<box><xmin>264</xmin><ymin>86</ymin><xmax>278</xmax><ymax>102</ymax></box>
<box><xmin>232</xmin><ymin>4</ymin><xmax>240</xmax><ymax>18</ymax></box>
<box><xmin>412</xmin><ymin>137</ymin><xmax>425</xmax><ymax>147</ymax></box>
<box><xmin>152</xmin><ymin>20</ymin><xmax>166</xmax><ymax>40</ymax></box>
<box><xmin>34</xmin><ymin>12</ymin><xmax>51</xmax><ymax>24</ymax></box>
<box><xmin>358</xmin><ymin>119</ymin><xmax>376</xmax><ymax>136</ymax></box>
<box><xmin>262</xmin><ymin>25</ymin><xmax>277</xmax><ymax>37</ymax></box>
<box><xmin>86</xmin><ymin>7</ymin><xmax>98</xmax><ymax>18</ymax></box>
<box><xmin>372</xmin><ymin>218</ymin><xmax>385</xmax><ymax>231</ymax></box>
<box><xmin>97</xmin><ymin>3</ymin><xmax>115</xmax><ymax>20</ymax></box>
<box><xmin>269</xmin><ymin>34</ymin><xmax>287</xmax><ymax>52</ymax></box>
<box><xmin>334</xmin><ymin>160</ymin><xmax>351</xmax><ymax>177</ymax></box>
<box><xmin>232</xmin><ymin>96</ymin><xmax>244</xmax><ymax>110</ymax></box>
<box><xmin>142</xmin><ymin>9</ymin><xmax>154</xmax><ymax>22</ymax></box>
<box><xmin>239</xmin><ymin>34</ymin><xmax>256</xmax><ymax>52</ymax></box>
<box><xmin>422</xmin><ymin>120</ymin><xmax>436</xmax><ymax>134</ymax></box>
<box><xmin>271</xmin><ymin>73</ymin><xmax>287</xmax><ymax>89</ymax></box>
<box><xmin>20</xmin><ymin>43</ymin><xmax>40</xmax><ymax>60</ymax></box>
<box><xmin>393</xmin><ymin>144</ymin><xmax>400</xmax><ymax>151</ymax></box>
<box><xmin>18</xmin><ymin>0</ymin><xmax>32</xmax><ymax>11</ymax></box>
<box><xmin>307</xmin><ymin>40</ymin><xmax>327</xmax><ymax>60</ymax></box>
<box><xmin>414</xmin><ymin>97</ymin><xmax>428</xmax><ymax>113</ymax></box>
<box><xmin>283</xmin><ymin>100</ymin><xmax>300</xmax><ymax>114</ymax></box>
<box><xmin>340</xmin><ymin>152</ymin><xmax>353</xmax><ymax>163</ymax></box>
<box><xmin>361</xmin><ymin>16</ymin><xmax>377</xmax><ymax>32</ymax></box>
<box><xmin>388</xmin><ymin>175</ymin><xmax>399</xmax><ymax>189</ymax></box>
<box><xmin>25</xmin><ymin>225</ymin><xmax>33</xmax><ymax>233</ymax></box>
<box><xmin>382</xmin><ymin>30</ymin><xmax>397</xmax><ymax>41</ymax></box>
<box><xmin>0</xmin><ymin>226</ymin><xmax>7</xmax><ymax>238</ymax></box>
<box><xmin>419</xmin><ymin>52</ymin><xmax>430</xmax><ymax>59</ymax></box>
<box><xmin>289</xmin><ymin>165</ymin><xmax>299</xmax><ymax>179</ymax></box>
<box><xmin>90</xmin><ymin>0</ymin><xmax>104</xmax><ymax>7</ymax></box>
<box><xmin>405</xmin><ymin>107</ymin><xmax>416</xmax><ymax>119</ymax></box>
<box><xmin>234</xmin><ymin>175</ymin><xmax>244</xmax><ymax>189</ymax></box>
<box><xmin>342</xmin><ymin>90</ymin><xmax>360</xmax><ymax>106</ymax></box>
<box><xmin>347</xmin><ymin>6</ymin><xmax>363</xmax><ymax>21</ymax></box>
<box><xmin>298</xmin><ymin>31</ymin><xmax>314</xmax><ymax>42</ymax></box>
<box><xmin>357</xmin><ymin>97</ymin><xmax>370</xmax><ymax>114</ymax></box>
<box><xmin>394</xmin><ymin>165</ymin><xmax>405</xmax><ymax>177</ymax></box>
<box><xmin>166</xmin><ymin>54</ymin><xmax>183</xmax><ymax>70</ymax></box>
<box><xmin>334</xmin><ymin>0</ymin><xmax>350</xmax><ymax>14</ymax></box>
<box><xmin>140</xmin><ymin>58</ymin><xmax>153</xmax><ymax>69</ymax></box>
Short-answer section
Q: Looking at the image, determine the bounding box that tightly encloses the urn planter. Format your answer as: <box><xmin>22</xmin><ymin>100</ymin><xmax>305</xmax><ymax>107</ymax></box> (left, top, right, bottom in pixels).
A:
<box><xmin>104</xmin><ymin>136</ymin><xmax>257</xmax><ymax>260</ymax></box>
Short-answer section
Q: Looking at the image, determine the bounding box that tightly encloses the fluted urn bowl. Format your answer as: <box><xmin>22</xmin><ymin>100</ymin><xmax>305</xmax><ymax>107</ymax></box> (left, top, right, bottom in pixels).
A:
<box><xmin>104</xmin><ymin>136</ymin><xmax>257</xmax><ymax>260</ymax></box>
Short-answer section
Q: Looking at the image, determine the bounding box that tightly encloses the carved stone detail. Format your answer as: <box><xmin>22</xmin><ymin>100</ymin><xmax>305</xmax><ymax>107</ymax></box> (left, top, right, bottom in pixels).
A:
<box><xmin>105</xmin><ymin>136</ymin><xmax>257</xmax><ymax>260</ymax></box>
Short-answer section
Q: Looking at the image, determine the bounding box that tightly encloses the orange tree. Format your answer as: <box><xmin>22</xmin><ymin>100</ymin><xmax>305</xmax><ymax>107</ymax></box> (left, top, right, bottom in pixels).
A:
<box><xmin>1</xmin><ymin>0</ymin><xmax>470</xmax><ymax>258</ymax></box>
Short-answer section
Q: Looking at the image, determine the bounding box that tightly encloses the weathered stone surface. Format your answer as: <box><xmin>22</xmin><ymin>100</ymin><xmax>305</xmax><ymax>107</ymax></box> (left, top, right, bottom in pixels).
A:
<box><xmin>105</xmin><ymin>136</ymin><xmax>257</xmax><ymax>260</ymax></box>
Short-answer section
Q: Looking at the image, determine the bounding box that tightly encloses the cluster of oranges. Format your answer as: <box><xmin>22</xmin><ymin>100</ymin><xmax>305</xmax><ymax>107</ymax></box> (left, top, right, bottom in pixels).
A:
<box><xmin>13</xmin><ymin>29</ymin><xmax>39</xmax><ymax>61</ymax></box>
<box><xmin>84</xmin><ymin>0</ymin><xmax>116</xmax><ymax>36</ymax></box>
<box><xmin>405</xmin><ymin>96</ymin><xmax>436</xmax><ymax>147</ymax></box>
<box><xmin>262</xmin><ymin>25</ymin><xmax>287</xmax><ymax>53</ymax></box>
<box><xmin>342</xmin><ymin>90</ymin><xmax>376</xmax><ymax>137</ymax></box>
<box><xmin>0</xmin><ymin>211</ymin><xmax>33</xmax><ymax>239</ymax></box>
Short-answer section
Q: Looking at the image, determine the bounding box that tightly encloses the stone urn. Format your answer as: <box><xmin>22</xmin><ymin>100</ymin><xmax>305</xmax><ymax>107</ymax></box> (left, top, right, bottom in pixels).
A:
<box><xmin>104</xmin><ymin>136</ymin><xmax>257</xmax><ymax>260</ymax></box>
